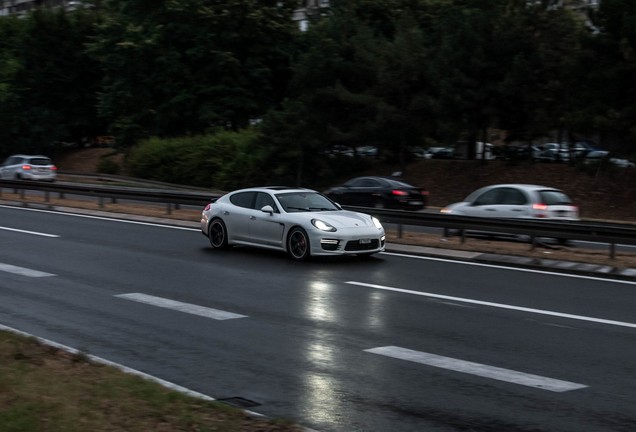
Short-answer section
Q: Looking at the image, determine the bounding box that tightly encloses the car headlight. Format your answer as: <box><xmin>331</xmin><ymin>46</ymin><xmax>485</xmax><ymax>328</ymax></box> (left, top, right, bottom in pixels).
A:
<box><xmin>312</xmin><ymin>219</ymin><xmax>337</xmax><ymax>232</ymax></box>
<box><xmin>372</xmin><ymin>216</ymin><xmax>383</xmax><ymax>229</ymax></box>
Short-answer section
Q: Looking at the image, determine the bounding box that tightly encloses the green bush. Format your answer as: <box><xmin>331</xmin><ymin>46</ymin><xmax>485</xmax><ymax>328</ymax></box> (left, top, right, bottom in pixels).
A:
<box><xmin>96</xmin><ymin>158</ymin><xmax>120</xmax><ymax>175</ymax></box>
<box><xmin>125</xmin><ymin>129</ymin><xmax>264</xmax><ymax>189</ymax></box>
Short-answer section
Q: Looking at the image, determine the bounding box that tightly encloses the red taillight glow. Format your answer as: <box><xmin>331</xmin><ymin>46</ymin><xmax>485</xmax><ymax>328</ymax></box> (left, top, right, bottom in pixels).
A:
<box><xmin>532</xmin><ymin>203</ymin><xmax>548</xmax><ymax>211</ymax></box>
<box><xmin>392</xmin><ymin>190</ymin><xmax>408</xmax><ymax>196</ymax></box>
<box><xmin>51</xmin><ymin>165</ymin><xmax>57</xmax><ymax>171</ymax></box>
<box><xmin>421</xmin><ymin>190</ymin><xmax>429</xmax><ymax>196</ymax></box>
<box><xmin>22</xmin><ymin>165</ymin><xmax>32</xmax><ymax>170</ymax></box>
<box><xmin>204</xmin><ymin>204</ymin><xmax>211</xmax><ymax>211</ymax></box>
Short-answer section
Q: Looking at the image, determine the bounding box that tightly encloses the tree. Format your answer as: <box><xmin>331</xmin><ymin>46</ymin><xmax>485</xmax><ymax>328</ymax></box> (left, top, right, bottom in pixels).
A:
<box><xmin>88</xmin><ymin>0</ymin><xmax>298</xmax><ymax>146</ymax></box>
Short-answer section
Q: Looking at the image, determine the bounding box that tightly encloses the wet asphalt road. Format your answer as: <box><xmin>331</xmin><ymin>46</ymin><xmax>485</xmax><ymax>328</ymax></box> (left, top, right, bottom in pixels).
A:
<box><xmin>1</xmin><ymin>204</ymin><xmax>635</xmax><ymax>432</ymax></box>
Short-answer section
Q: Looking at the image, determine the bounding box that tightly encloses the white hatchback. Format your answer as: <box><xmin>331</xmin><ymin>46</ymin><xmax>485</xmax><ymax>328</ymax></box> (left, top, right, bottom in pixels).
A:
<box><xmin>441</xmin><ymin>184</ymin><xmax>579</xmax><ymax>220</ymax></box>
<box><xmin>0</xmin><ymin>154</ymin><xmax>57</xmax><ymax>181</ymax></box>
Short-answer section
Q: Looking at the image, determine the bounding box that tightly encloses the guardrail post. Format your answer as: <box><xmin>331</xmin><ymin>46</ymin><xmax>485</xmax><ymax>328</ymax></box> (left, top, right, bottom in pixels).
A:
<box><xmin>98</xmin><ymin>197</ymin><xmax>104</xmax><ymax>208</ymax></box>
<box><xmin>59</xmin><ymin>193</ymin><xmax>65</xmax><ymax>199</ymax></box>
<box><xmin>610</xmin><ymin>243</ymin><xmax>616</xmax><ymax>259</ymax></box>
<box><xmin>20</xmin><ymin>189</ymin><xmax>25</xmax><ymax>199</ymax></box>
<box><xmin>166</xmin><ymin>203</ymin><xmax>173</xmax><ymax>215</ymax></box>
<box><xmin>45</xmin><ymin>191</ymin><xmax>50</xmax><ymax>203</ymax></box>
<box><xmin>111</xmin><ymin>198</ymin><xmax>117</xmax><ymax>204</ymax></box>
<box><xmin>460</xmin><ymin>229</ymin><xmax>466</xmax><ymax>244</ymax></box>
<box><xmin>530</xmin><ymin>236</ymin><xmax>536</xmax><ymax>251</ymax></box>
<box><xmin>397</xmin><ymin>223</ymin><xmax>403</xmax><ymax>238</ymax></box>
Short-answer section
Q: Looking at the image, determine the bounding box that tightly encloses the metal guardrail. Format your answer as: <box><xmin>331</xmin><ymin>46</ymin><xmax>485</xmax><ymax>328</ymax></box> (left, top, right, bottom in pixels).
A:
<box><xmin>1</xmin><ymin>178</ymin><xmax>636</xmax><ymax>258</ymax></box>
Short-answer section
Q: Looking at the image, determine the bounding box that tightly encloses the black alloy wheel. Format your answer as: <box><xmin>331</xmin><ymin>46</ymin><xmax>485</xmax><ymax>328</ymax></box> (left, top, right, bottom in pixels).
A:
<box><xmin>209</xmin><ymin>219</ymin><xmax>229</xmax><ymax>249</ymax></box>
<box><xmin>287</xmin><ymin>227</ymin><xmax>310</xmax><ymax>261</ymax></box>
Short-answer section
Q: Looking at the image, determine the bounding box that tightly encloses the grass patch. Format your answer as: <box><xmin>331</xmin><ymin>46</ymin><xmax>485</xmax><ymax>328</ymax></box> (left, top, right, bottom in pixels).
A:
<box><xmin>0</xmin><ymin>331</ymin><xmax>302</xmax><ymax>432</ymax></box>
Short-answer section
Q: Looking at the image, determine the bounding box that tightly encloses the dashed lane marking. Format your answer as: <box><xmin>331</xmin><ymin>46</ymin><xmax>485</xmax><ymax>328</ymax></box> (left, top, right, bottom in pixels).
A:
<box><xmin>115</xmin><ymin>293</ymin><xmax>247</xmax><ymax>320</ymax></box>
<box><xmin>0</xmin><ymin>263</ymin><xmax>56</xmax><ymax>277</ymax></box>
<box><xmin>365</xmin><ymin>346</ymin><xmax>588</xmax><ymax>392</ymax></box>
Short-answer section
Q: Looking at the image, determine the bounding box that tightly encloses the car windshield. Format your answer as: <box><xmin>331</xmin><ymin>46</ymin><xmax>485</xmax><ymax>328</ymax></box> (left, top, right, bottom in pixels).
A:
<box><xmin>539</xmin><ymin>190</ymin><xmax>572</xmax><ymax>205</ymax></box>
<box><xmin>276</xmin><ymin>192</ymin><xmax>339</xmax><ymax>213</ymax></box>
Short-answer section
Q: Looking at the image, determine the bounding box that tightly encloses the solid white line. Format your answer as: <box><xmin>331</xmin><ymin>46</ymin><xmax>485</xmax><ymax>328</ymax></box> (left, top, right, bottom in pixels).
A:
<box><xmin>0</xmin><ymin>205</ymin><xmax>198</xmax><ymax>231</ymax></box>
<box><xmin>346</xmin><ymin>281</ymin><xmax>636</xmax><ymax>329</ymax></box>
<box><xmin>381</xmin><ymin>252</ymin><xmax>636</xmax><ymax>285</ymax></box>
<box><xmin>0</xmin><ymin>226</ymin><xmax>60</xmax><ymax>237</ymax></box>
<box><xmin>365</xmin><ymin>346</ymin><xmax>587</xmax><ymax>392</ymax></box>
<box><xmin>0</xmin><ymin>263</ymin><xmax>56</xmax><ymax>277</ymax></box>
<box><xmin>115</xmin><ymin>293</ymin><xmax>247</xmax><ymax>320</ymax></box>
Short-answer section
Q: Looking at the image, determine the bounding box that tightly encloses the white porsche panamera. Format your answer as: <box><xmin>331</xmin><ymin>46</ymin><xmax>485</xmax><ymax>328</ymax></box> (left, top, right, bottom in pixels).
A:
<box><xmin>201</xmin><ymin>186</ymin><xmax>386</xmax><ymax>261</ymax></box>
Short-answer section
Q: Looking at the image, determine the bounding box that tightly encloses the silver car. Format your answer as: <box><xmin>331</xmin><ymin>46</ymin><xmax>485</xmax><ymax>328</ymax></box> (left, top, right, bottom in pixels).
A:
<box><xmin>441</xmin><ymin>184</ymin><xmax>579</xmax><ymax>220</ymax></box>
<box><xmin>0</xmin><ymin>154</ymin><xmax>57</xmax><ymax>181</ymax></box>
<box><xmin>201</xmin><ymin>187</ymin><xmax>386</xmax><ymax>261</ymax></box>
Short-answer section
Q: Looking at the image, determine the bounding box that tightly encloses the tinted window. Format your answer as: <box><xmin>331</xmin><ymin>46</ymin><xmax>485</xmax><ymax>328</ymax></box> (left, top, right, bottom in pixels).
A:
<box><xmin>255</xmin><ymin>192</ymin><xmax>278</xmax><ymax>212</ymax></box>
<box><xmin>499</xmin><ymin>188</ymin><xmax>527</xmax><ymax>205</ymax></box>
<box><xmin>229</xmin><ymin>192</ymin><xmax>256</xmax><ymax>209</ymax></box>
<box><xmin>539</xmin><ymin>190</ymin><xmax>572</xmax><ymax>205</ymax></box>
<box><xmin>347</xmin><ymin>178</ymin><xmax>382</xmax><ymax>187</ymax></box>
<box><xmin>28</xmin><ymin>158</ymin><xmax>52</xmax><ymax>166</ymax></box>
<box><xmin>472</xmin><ymin>189</ymin><xmax>500</xmax><ymax>205</ymax></box>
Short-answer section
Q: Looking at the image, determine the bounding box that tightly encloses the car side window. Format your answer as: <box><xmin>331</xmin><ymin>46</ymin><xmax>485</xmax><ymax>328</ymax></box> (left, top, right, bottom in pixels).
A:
<box><xmin>499</xmin><ymin>188</ymin><xmax>527</xmax><ymax>205</ymax></box>
<box><xmin>229</xmin><ymin>192</ymin><xmax>256</xmax><ymax>209</ymax></box>
<box><xmin>255</xmin><ymin>192</ymin><xmax>279</xmax><ymax>213</ymax></box>
<box><xmin>472</xmin><ymin>189</ymin><xmax>500</xmax><ymax>206</ymax></box>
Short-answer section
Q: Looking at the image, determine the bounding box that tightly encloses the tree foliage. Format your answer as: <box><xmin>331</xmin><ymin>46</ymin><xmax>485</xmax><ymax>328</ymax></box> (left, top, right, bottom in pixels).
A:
<box><xmin>1</xmin><ymin>0</ymin><xmax>635</xmax><ymax>186</ymax></box>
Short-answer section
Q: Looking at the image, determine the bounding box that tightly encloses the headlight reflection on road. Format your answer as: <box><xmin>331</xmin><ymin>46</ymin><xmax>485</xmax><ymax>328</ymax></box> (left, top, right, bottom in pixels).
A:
<box><xmin>306</xmin><ymin>281</ymin><xmax>337</xmax><ymax>323</ymax></box>
<box><xmin>301</xmin><ymin>371</ymin><xmax>342</xmax><ymax>424</ymax></box>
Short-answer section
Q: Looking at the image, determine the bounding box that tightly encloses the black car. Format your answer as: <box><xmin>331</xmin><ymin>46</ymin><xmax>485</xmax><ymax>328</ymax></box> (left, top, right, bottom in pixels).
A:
<box><xmin>324</xmin><ymin>176</ymin><xmax>428</xmax><ymax>210</ymax></box>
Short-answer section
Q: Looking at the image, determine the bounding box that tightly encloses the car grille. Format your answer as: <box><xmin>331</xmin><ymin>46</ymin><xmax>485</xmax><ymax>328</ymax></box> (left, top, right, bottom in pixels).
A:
<box><xmin>344</xmin><ymin>239</ymin><xmax>379</xmax><ymax>251</ymax></box>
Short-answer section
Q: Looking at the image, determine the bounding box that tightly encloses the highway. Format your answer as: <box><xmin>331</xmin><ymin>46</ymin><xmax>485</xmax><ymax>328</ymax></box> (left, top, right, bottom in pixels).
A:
<box><xmin>1</xmin><ymin>204</ymin><xmax>635</xmax><ymax>432</ymax></box>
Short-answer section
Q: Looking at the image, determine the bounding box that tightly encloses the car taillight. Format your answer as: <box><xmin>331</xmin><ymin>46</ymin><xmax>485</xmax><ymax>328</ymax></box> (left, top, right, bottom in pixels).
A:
<box><xmin>203</xmin><ymin>203</ymin><xmax>211</xmax><ymax>211</ymax></box>
<box><xmin>532</xmin><ymin>203</ymin><xmax>548</xmax><ymax>211</ymax></box>
<box><xmin>22</xmin><ymin>165</ymin><xmax>32</xmax><ymax>170</ymax></box>
<box><xmin>421</xmin><ymin>190</ymin><xmax>429</xmax><ymax>196</ymax></box>
<box><xmin>51</xmin><ymin>165</ymin><xmax>57</xmax><ymax>171</ymax></box>
<box><xmin>392</xmin><ymin>190</ymin><xmax>408</xmax><ymax>196</ymax></box>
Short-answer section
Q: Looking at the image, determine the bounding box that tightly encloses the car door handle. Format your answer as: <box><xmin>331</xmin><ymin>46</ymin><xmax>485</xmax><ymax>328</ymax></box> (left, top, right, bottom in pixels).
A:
<box><xmin>223</xmin><ymin>211</ymin><xmax>229</xmax><ymax>215</ymax></box>
<box><xmin>250</xmin><ymin>216</ymin><xmax>256</xmax><ymax>220</ymax></box>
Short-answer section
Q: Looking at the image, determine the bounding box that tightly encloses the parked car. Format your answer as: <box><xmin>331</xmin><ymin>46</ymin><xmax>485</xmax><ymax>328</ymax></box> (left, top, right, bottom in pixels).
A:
<box><xmin>441</xmin><ymin>184</ymin><xmax>579</xmax><ymax>220</ymax></box>
<box><xmin>200</xmin><ymin>187</ymin><xmax>385</xmax><ymax>261</ymax></box>
<box><xmin>428</xmin><ymin>147</ymin><xmax>454</xmax><ymax>159</ymax></box>
<box><xmin>534</xmin><ymin>143</ymin><xmax>570</xmax><ymax>163</ymax></box>
<box><xmin>0</xmin><ymin>154</ymin><xmax>57</xmax><ymax>181</ymax></box>
<box><xmin>497</xmin><ymin>144</ymin><xmax>541</xmax><ymax>161</ymax></box>
<box><xmin>355</xmin><ymin>146</ymin><xmax>379</xmax><ymax>157</ymax></box>
<box><xmin>324</xmin><ymin>176</ymin><xmax>428</xmax><ymax>210</ymax></box>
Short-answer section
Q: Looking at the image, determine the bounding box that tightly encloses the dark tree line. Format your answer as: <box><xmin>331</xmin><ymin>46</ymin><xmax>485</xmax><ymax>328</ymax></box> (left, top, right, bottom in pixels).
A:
<box><xmin>0</xmin><ymin>0</ymin><xmax>634</xmax><ymax>185</ymax></box>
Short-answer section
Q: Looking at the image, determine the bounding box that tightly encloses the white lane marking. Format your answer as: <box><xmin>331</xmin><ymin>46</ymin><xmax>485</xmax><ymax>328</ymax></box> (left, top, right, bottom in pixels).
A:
<box><xmin>366</xmin><ymin>346</ymin><xmax>588</xmax><ymax>392</ymax></box>
<box><xmin>115</xmin><ymin>293</ymin><xmax>247</xmax><ymax>320</ymax></box>
<box><xmin>0</xmin><ymin>205</ymin><xmax>198</xmax><ymax>231</ymax></box>
<box><xmin>0</xmin><ymin>263</ymin><xmax>56</xmax><ymax>277</ymax></box>
<box><xmin>0</xmin><ymin>226</ymin><xmax>60</xmax><ymax>237</ymax></box>
<box><xmin>346</xmin><ymin>281</ymin><xmax>636</xmax><ymax>329</ymax></box>
<box><xmin>381</xmin><ymin>251</ymin><xmax>636</xmax><ymax>285</ymax></box>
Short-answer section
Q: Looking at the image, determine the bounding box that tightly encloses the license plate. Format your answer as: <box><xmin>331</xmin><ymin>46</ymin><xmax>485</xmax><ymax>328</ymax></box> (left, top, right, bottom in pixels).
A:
<box><xmin>359</xmin><ymin>239</ymin><xmax>371</xmax><ymax>244</ymax></box>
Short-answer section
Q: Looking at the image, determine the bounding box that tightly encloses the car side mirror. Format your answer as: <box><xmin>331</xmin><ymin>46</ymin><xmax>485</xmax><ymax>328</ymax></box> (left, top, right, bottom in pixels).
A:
<box><xmin>261</xmin><ymin>205</ymin><xmax>274</xmax><ymax>215</ymax></box>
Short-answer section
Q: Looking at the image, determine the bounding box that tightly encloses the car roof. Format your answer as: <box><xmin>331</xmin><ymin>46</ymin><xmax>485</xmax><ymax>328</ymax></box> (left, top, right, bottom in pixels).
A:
<box><xmin>8</xmin><ymin>154</ymin><xmax>52</xmax><ymax>159</ymax></box>
<box><xmin>347</xmin><ymin>176</ymin><xmax>418</xmax><ymax>186</ymax></box>
<box><xmin>479</xmin><ymin>183</ymin><xmax>563</xmax><ymax>191</ymax></box>
<box><xmin>230</xmin><ymin>186</ymin><xmax>316</xmax><ymax>194</ymax></box>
